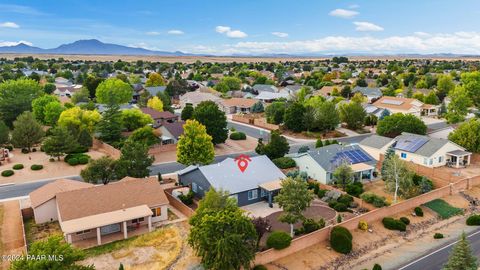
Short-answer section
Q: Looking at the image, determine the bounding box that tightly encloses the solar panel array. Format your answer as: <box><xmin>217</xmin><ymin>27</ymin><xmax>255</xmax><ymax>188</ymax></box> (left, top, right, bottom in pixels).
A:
<box><xmin>331</xmin><ymin>149</ymin><xmax>372</xmax><ymax>165</ymax></box>
<box><xmin>381</xmin><ymin>99</ymin><xmax>404</xmax><ymax>105</ymax></box>
<box><xmin>394</xmin><ymin>137</ymin><xmax>428</xmax><ymax>153</ymax></box>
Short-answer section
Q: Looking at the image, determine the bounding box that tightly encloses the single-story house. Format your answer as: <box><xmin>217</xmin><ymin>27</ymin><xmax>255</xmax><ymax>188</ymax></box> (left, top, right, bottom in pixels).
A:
<box><xmin>178</xmin><ymin>155</ymin><xmax>286</xmax><ymax>207</ymax></box>
<box><xmin>282</xmin><ymin>85</ymin><xmax>311</xmax><ymax>95</ymax></box>
<box><xmin>255</xmin><ymin>91</ymin><xmax>290</xmax><ymax>102</ymax></box>
<box><xmin>145</xmin><ymin>86</ymin><xmax>166</xmax><ymax>97</ymax></box>
<box><xmin>363</xmin><ymin>104</ymin><xmax>389</xmax><ymax>119</ymax></box>
<box><xmin>372</xmin><ymin>96</ymin><xmax>438</xmax><ymax>116</ymax></box>
<box><xmin>357</xmin><ymin>134</ymin><xmax>395</xmax><ymax>161</ymax></box>
<box><xmin>359</xmin><ymin>132</ymin><xmax>471</xmax><ymax>168</ymax></box>
<box><xmin>288</xmin><ymin>144</ymin><xmax>377</xmax><ymax>184</ymax></box>
<box><xmin>352</xmin><ymin>86</ymin><xmax>383</xmax><ymax>102</ymax></box>
<box><xmin>158</xmin><ymin>121</ymin><xmax>184</xmax><ymax>144</ymax></box>
<box><xmin>220</xmin><ymin>98</ymin><xmax>257</xmax><ymax>114</ymax></box>
<box><xmin>252</xmin><ymin>84</ymin><xmax>278</xmax><ymax>94</ymax></box>
<box><xmin>179</xmin><ymin>91</ymin><xmax>222</xmax><ymax>108</ymax></box>
<box><xmin>140</xmin><ymin>107</ymin><xmax>178</xmax><ymax>128</ymax></box>
<box><xmin>29</xmin><ymin>179</ymin><xmax>94</xmax><ymax>224</ymax></box>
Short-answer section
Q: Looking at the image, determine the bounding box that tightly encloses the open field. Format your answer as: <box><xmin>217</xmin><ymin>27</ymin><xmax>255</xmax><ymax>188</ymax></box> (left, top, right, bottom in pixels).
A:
<box><xmin>3</xmin><ymin>53</ymin><xmax>480</xmax><ymax>63</ymax></box>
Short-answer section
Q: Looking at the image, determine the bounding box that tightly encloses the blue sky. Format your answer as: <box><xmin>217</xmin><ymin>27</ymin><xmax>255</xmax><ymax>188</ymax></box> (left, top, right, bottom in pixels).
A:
<box><xmin>1</xmin><ymin>0</ymin><xmax>480</xmax><ymax>55</ymax></box>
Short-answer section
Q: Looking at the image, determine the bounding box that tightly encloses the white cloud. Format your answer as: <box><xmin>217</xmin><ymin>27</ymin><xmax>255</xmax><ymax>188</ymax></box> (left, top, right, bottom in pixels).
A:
<box><xmin>329</xmin><ymin>9</ymin><xmax>359</xmax><ymax>19</ymax></box>
<box><xmin>353</xmin><ymin>21</ymin><xmax>383</xmax><ymax>32</ymax></box>
<box><xmin>215</xmin><ymin>25</ymin><xmax>247</xmax><ymax>38</ymax></box>
<box><xmin>0</xmin><ymin>40</ymin><xmax>32</xmax><ymax>47</ymax></box>
<box><xmin>272</xmin><ymin>32</ymin><xmax>289</xmax><ymax>38</ymax></box>
<box><xmin>348</xmin><ymin>4</ymin><xmax>360</xmax><ymax>9</ymax></box>
<box><xmin>168</xmin><ymin>29</ymin><xmax>184</xmax><ymax>35</ymax></box>
<box><xmin>0</xmin><ymin>22</ymin><xmax>19</xmax><ymax>28</ymax></box>
<box><xmin>183</xmin><ymin>32</ymin><xmax>480</xmax><ymax>55</ymax></box>
<box><xmin>146</xmin><ymin>31</ymin><xmax>160</xmax><ymax>36</ymax></box>
<box><xmin>129</xmin><ymin>42</ymin><xmax>160</xmax><ymax>51</ymax></box>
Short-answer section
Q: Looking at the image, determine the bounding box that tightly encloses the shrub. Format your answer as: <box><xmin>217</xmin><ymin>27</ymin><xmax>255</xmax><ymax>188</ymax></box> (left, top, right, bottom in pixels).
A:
<box><xmin>346</xmin><ymin>182</ymin><xmax>364</xmax><ymax>197</ymax></box>
<box><xmin>337</xmin><ymin>214</ymin><xmax>342</xmax><ymax>223</ymax></box>
<box><xmin>302</xmin><ymin>218</ymin><xmax>325</xmax><ymax>234</ymax></box>
<box><xmin>434</xmin><ymin>233</ymin><xmax>444</xmax><ymax>239</ymax></box>
<box><xmin>358</xmin><ymin>220</ymin><xmax>368</xmax><ymax>231</ymax></box>
<box><xmin>49</xmin><ymin>158</ymin><xmax>55</xmax><ymax>162</ymax></box>
<box><xmin>414</xmin><ymin>207</ymin><xmax>424</xmax><ymax>217</ymax></box>
<box><xmin>1</xmin><ymin>170</ymin><xmax>14</xmax><ymax>177</ymax></box>
<box><xmin>178</xmin><ymin>190</ymin><xmax>194</xmax><ymax>205</ymax></box>
<box><xmin>5</xmin><ymin>145</ymin><xmax>13</xmax><ymax>151</ymax></box>
<box><xmin>68</xmin><ymin>145</ymin><xmax>89</xmax><ymax>154</ymax></box>
<box><xmin>337</xmin><ymin>194</ymin><xmax>354</xmax><ymax>206</ymax></box>
<box><xmin>466</xmin><ymin>214</ymin><xmax>480</xmax><ymax>226</ymax></box>
<box><xmin>329</xmin><ymin>201</ymin><xmax>348</xmax><ymax>212</ymax></box>
<box><xmin>330</xmin><ymin>226</ymin><xmax>352</xmax><ymax>254</ymax></box>
<box><xmin>298</xmin><ymin>145</ymin><xmax>310</xmax><ymax>153</ymax></box>
<box><xmin>253</xmin><ymin>265</ymin><xmax>267</xmax><ymax>270</ymax></box>
<box><xmin>32</xmin><ymin>148</ymin><xmax>37</xmax><ymax>152</ymax></box>
<box><xmin>12</xmin><ymin>164</ymin><xmax>24</xmax><ymax>170</ymax></box>
<box><xmin>360</xmin><ymin>192</ymin><xmax>389</xmax><ymax>207</ymax></box>
<box><xmin>21</xmin><ymin>148</ymin><xmax>29</xmax><ymax>154</ymax></box>
<box><xmin>400</xmin><ymin>217</ymin><xmax>410</xmax><ymax>225</ymax></box>
<box><xmin>65</xmin><ymin>153</ymin><xmax>90</xmax><ymax>166</ymax></box>
<box><xmin>67</xmin><ymin>158</ymin><xmax>79</xmax><ymax>166</ymax></box>
<box><xmin>266</xmin><ymin>231</ymin><xmax>292</xmax><ymax>250</ymax></box>
<box><xmin>272</xmin><ymin>157</ymin><xmax>296</xmax><ymax>169</ymax></box>
<box><xmin>229</xmin><ymin>131</ymin><xmax>246</xmax><ymax>140</ymax></box>
<box><xmin>317</xmin><ymin>189</ymin><xmax>327</xmax><ymax>198</ymax></box>
<box><xmin>30</xmin><ymin>164</ymin><xmax>44</xmax><ymax>171</ymax></box>
<box><xmin>77</xmin><ymin>156</ymin><xmax>89</xmax><ymax>164</ymax></box>
<box><xmin>372</xmin><ymin>264</ymin><xmax>382</xmax><ymax>270</ymax></box>
<box><xmin>382</xmin><ymin>217</ymin><xmax>406</xmax><ymax>231</ymax></box>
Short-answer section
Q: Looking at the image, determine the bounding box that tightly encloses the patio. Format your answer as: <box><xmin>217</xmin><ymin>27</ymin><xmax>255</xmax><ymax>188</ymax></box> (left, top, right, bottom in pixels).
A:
<box><xmin>73</xmin><ymin>224</ymin><xmax>150</xmax><ymax>249</ymax></box>
<box><xmin>446</xmin><ymin>150</ymin><xmax>472</xmax><ymax>168</ymax></box>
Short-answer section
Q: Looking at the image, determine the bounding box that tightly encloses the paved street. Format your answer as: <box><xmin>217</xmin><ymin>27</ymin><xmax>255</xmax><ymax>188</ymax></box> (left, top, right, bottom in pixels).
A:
<box><xmin>398</xmin><ymin>228</ymin><xmax>480</xmax><ymax>270</ymax></box>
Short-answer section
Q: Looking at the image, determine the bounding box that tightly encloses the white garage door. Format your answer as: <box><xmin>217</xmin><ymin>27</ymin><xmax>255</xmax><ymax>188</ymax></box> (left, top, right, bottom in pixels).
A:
<box><xmin>100</xmin><ymin>223</ymin><xmax>121</xmax><ymax>235</ymax></box>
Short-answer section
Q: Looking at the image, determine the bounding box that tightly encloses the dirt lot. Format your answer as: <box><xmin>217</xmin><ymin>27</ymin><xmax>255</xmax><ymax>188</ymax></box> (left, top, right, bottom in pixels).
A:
<box><xmin>0</xmin><ymin>201</ymin><xmax>25</xmax><ymax>270</ymax></box>
<box><xmin>0</xmin><ymin>149</ymin><xmax>105</xmax><ymax>184</ymax></box>
<box><xmin>362</xmin><ymin>180</ymin><xmax>397</xmax><ymax>204</ymax></box>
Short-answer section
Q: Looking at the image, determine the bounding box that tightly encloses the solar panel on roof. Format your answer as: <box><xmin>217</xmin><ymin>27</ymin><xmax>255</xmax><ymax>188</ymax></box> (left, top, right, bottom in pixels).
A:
<box><xmin>331</xmin><ymin>149</ymin><xmax>371</xmax><ymax>165</ymax></box>
<box><xmin>381</xmin><ymin>99</ymin><xmax>404</xmax><ymax>105</ymax></box>
<box><xmin>394</xmin><ymin>137</ymin><xmax>428</xmax><ymax>153</ymax></box>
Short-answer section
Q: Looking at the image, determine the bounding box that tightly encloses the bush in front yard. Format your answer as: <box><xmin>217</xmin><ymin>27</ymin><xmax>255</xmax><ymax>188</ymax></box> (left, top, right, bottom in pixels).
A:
<box><xmin>178</xmin><ymin>191</ymin><xmax>194</xmax><ymax>205</ymax></box>
<box><xmin>360</xmin><ymin>192</ymin><xmax>389</xmax><ymax>207</ymax></box>
<box><xmin>358</xmin><ymin>220</ymin><xmax>368</xmax><ymax>231</ymax></box>
<box><xmin>434</xmin><ymin>233</ymin><xmax>444</xmax><ymax>239</ymax></box>
<box><xmin>337</xmin><ymin>194</ymin><xmax>354</xmax><ymax>206</ymax></box>
<box><xmin>267</xmin><ymin>231</ymin><xmax>292</xmax><ymax>250</ymax></box>
<box><xmin>67</xmin><ymin>158</ymin><xmax>78</xmax><ymax>166</ymax></box>
<box><xmin>466</xmin><ymin>214</ymin><xmax>480</xmax><ymax>226</ymax></box>
<box><xmin>12</xmin><ymin>164</ymin><xmax>24</xmax><ymax>170</ymax></box>
<box><xmin>229</xmin><ymin>131</ymin><xmax>246</xmax><ymax>140</ymax></box>
<box><xmin>400</xmin><ymin>217</ymin><xmax>410</xmax><ymax>225</ymax></box>
<box><xmin>30</xmin><ymin>164</ymin><xmax>43</xmax><ymax>170</ymax></box>
<box><xmin>1</xmin><ymin>170</ymin><xmax>14</xmax><ymax>177</ymax></box>
<box><xmin>330</xmin><ymin>226</ymin><xmax>352</xmax><ymax>254</ymax></box>
<box><xmin>382</xmin><ymin>217</ymin><xmax>406</xmax><ymax>231</ymax></box>
<box><xmin>414</xmin><ymin>207</ymin><xmax>424</xmax><ymax>217</ymax></box>
<box><xmin>272</xmin><ymin>157</ymin><xmax>296</xmax><ymax>169</ymax></box>
<box><xmin>346</xmin><ymin>182</ymin><xmax>364</xmax><ymax>197</ymax></box>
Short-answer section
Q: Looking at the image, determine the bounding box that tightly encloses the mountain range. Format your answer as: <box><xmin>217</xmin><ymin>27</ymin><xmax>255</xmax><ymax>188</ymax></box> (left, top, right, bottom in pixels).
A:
<box><xmin>0</xmin><ymin>39</ymin><xmax>190</xmax><ymax>56</ymax></box>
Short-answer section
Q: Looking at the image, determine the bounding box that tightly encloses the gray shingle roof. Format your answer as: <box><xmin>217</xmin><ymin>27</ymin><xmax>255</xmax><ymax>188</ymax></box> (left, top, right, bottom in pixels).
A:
<box><xmin>393</xmin><ymin>132</ymin><xmax>449</xmax><ymax>157</ymax></box>
<box><xmin>359</xmin><ymin>134</ymin><xmax>393</xmax><ymax>149</ymax></box>
<box><xmin>353</xmin><ymin>86</ymin><xmax>382</xmax><ymax>97</ymax></box>
<box><xmin>145</xmin><ymin>86</ymin><xmax>166</xmax><ymax>96</ymax></box>
<box><xmin>253</xmin><ymin>84</ymin><xmax>278</xmax><ymax>93</ymax></box>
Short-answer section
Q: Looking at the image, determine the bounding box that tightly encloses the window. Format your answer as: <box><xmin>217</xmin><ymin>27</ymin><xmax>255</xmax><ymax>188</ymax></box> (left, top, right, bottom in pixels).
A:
<box><xmin>429</xmin><ymin>159</ymin><xmax>433</xmax><ymax>165</ymax></box>
<box><xmin>76</xmin><ymin>229</ymin><xmax>91</xmax><ymax>235</ymax></box>
<box><xmin>248</xmin><ymin>190</ymin><xmax>258</xmax><ymax>200</ymax></box>
<box><xmin>423</xmin><ymin>158</ymin><xmax>428</xmax><ymax>165</ymax></box>
<box><xmin>132</xmin><ymin>217</ymin><xmax>145</xmax><ymax>224</ymax></box>
<box><xmin>401</xmin><ymin>153</ymin><xmax>407</xmax><ymax>159</ymax></box>
<box><xmin>192</xmin><ymin>182</ymin><xmax>198</xmax><ymax>193</ymax></box>
<box><xmin>438</xmin><ymin>156</ymin><xmax>443</xmax><ymax>163</ymax></box>
<box><xmin>151</xmin><ymin>207</ymin><xmax>162</xmax><ymax>217</ymax></box>
<box><xmin>261</xmin><ymin>189</ymin><xmax>267</xmax><ymax>198</ymax></box>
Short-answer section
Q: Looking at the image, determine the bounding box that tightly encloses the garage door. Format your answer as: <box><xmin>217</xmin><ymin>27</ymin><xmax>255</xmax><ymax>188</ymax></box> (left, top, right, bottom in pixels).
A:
<box><xmin>100</xmin><ymin>223</ymin><xmax>121</xmax><ymax>235</ymax></box>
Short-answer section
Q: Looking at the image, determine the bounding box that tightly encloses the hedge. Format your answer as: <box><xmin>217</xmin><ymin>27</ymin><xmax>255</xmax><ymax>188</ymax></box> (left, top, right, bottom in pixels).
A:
<box><xmin>30</xmin><ymin>164</ymin><xmax>44</xmax><ymax>171</ymax></box>
<box><xmin>400</xmin><ymin>217</ymin><xmax>410</xmax><ymax>225</ymax></box>
<box><xmin>12</xmin><ymin>164</ymin><xmax>24</xmax><ymax>170</ymax></box>
<box><xmin>229</xmin><ymin>131</ymin><xmax>246</xmax><ymax>140</ymax></box>
<box><xmin>434</xmin><ymin>233</ymin><xmax>444</xmax><ymax>239</ymax></box>
<box><xmin>414</xmin><ymin>207</ymin><xmax>424</xmax><ymax>217</ymax></box>
<box><xmin>1</xmin><ymin>170</ymin><xmax>14</xmax><ymax>177</ymax></box>
<box><xmin>382</xmin><ymin>217</ymin><xmax>406</xmax><ymax>231</ymax></box>
<box><xmin>330</xmin><ymin>226</ymin><xmax>352</xmax><ymax>254</ymax></box>
<box><xmin>266</xmin><ymin>231</ymin><xmax>292</xmax><ymax>250</ymax></box>
<box><xmin>466</xmin><ymin>214</ymin><xmax>480</xmax><ymax>226</ymax></box>
<box><xmin>253</xmin><ymin>265</ymin><xmax>267</xmax><ymax>270</ymax></box>
<box><xmin>272</xmin><ymin>157</ymin><xmax>296</xmax><ymax>169</ymax></box>
<box><xmin>65</xmin><ymin>153</ymin><xmax>90</xmax><ymax>166</ymax></box>
<box><xmin>360</xmin><ymin>192</ymin><xmax>389</xmax><ymax>207</ymax></box>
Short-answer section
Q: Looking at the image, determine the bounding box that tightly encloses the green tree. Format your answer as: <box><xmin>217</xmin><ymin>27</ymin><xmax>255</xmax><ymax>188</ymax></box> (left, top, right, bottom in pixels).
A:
<box><xmin>97</xmin><ymin>105</ymin><xmax>123</xmax><ymax>144</ymax></box>
<box><xmin>157</xmin><ymin>91</ymin><xmax>172</xmax><ymax>112</ymax></box>
<box><xmin>10</xmin><ymin>235</ymin><xmax>94</xmax><ymax>270</ymax></box>
<box><xmin>316</xmin><ymin>101</ymin><xmax>340</xmax><ymax>132</ymax></box>
<box><xmin>424</xmin><ymin>91</ymin><xmax>440</xmax><ymax>105</ymax></box>
<box><xmin>460</xmin><ymin>71</ymin><xmax>480</xmax><ymax>107</ymax></box>
<box><xmin>42</xmin><ymin>126</ymin><xmax>78</xmax><ymax>160</ymax></box>
<box><xmin>80</xmin><ymin>156</ymin><xmax>118</xmax><ymax>185</ymax></box>
<box><xmin>284</xmin><ymin>102</ymin><xmax>306</xmax><ymax>132</ymax></box>
<box><xmin>84</xmin><ymin>74</ymin><xmax>103</xmax><ymax>98</ymax></box>
<box><xmin>96</xmin><ymin>78</ymin><xmax>133</xmax><ymax>105</ymax></box>
<box><xmin>377</xmin><ymin>113</ymin><xmax>427</xmax><ymax>138</ymax></box>
<box><xmin>275</xmin><ymin>177</ymin><xmax>314</xmax><ymax>236</ymax></box>
<box><xmin>339</xmin><ymin>102</ymin><xmax>366</xmax><ymax>130</ymax></box>
<box><xmin>116</xmin><ymin>140</ymin><xmax>154</xmax><ymax>178</ymax></box>
<box><xmin>436</xmin><ymin>74</ymin><xmax>455</xmax><ymax>101</ymax></box>
<box><xmin>127</xmin><ymin>126</ymin><xmax>159</xmax><ymax>147</ymax></box>
<box><xmin>193</xmin><ymin>101</ymin><xmax>228</xmax><ymax>145</ymax></box>
<box><xmin>77</xmin><ymin>128</ymin><xmax>93</xmax><ymax>148</ymax></box>
<box><xmin>443</xmin><ymin>232</ymin><xmax>477</xmax><ymax>270</ymax></box>
<box><xmin>0</xmin><ymin>120</ymin><xmax>9</xmax><ymax>146</ymax></box>
<box><xmin>145</xmin><ymin>72</ymin><xmax>166</xmax><ymax>87</ymax></box>
<box><xmin>382</xmin><ymin>154</ymin><xmax>416</xmax><ymax>202</ymax></box>
<box><xmin>44</xmin><ymin>102</ymin><xmax>65</xmax><ymax>126</ymax></box>
<box><xmin>296</xmin><ymin>86</ymin><xmax>312</xmax><ymax>103</ymax></box>
<box><xmin>120</xmin><ymin>109</ymin><xmax>153</xmax><ymax>131</ymax></box>
<box><xmin>32</xmin><ymin>95</ymin><xmax>59</xmax><ymax>123</ymax></box>
<box><xmin>11</xmin><ymin>112</ymin><xmax>45</xmax><ymax>152</ymax></box>
<box><xmin>181</xmin><ymin>104</ymin><xmax>194</xmax><ymax>121</ymax></box>
<box><xmin>165</xmin><ymin>79</ymin><xmax>189</xmax><ymax>98</ymax></box>
<box><xmin>265</xmin><ymin>101</ymin><xmax>286</xmax><ymax>124</ymax></box>
<box><xmin>333</xmin><ymin>163</ymin><xmax>354</xmax><ymax>190</ymax></box>
<box><xmin>71</xmin><ymin>87</ymin><xmax>90</xmax><ymax>104</ymax></box>
<box><xmin>147</xmin><ymin>96</ymin><xmax>164</xmax><ymax>111</ymax></box>
<box><xmin>446</xmin><ymin>86</ymin><xmax>471</xmax><ymax>124</ymax></box>
<box><xmin>448</xmin><ymin>119</ymin><xmax>480</xmax><ymax>153</ymax></box>
<box><xmin>256</xmin><ymin>130</ymin><xmax>290</xmax><ymax>160</ymax></box>
<box><xmin>58</xmin><ymin>107</ymin><xmax>101</xmax><ymax>134</ymax></box>
<box><xmin>43</xmin><ymin>83</ymin><xmax>56</xmax><ymax>94</ymax></box>
<box><xmin>251</xmin><ymin>101</ymin><xmax>264</xmax><ymax>113</ymax></box>
<box><xmin>189</xmin><ymin>188</ymin><xmax>257</xmax><ymax>270</ymax></box>
<box><xmin>0</xmin><ymin>78</ymin><xmax>43</xmax><ymax>126</ymax></box>
<box><xmin>177</xmin><ymin>119</ymin><xmax>215</xmax><ymax>165</ymax></box>
<box><xmin>221</xmin><ymin>76</ymin><xmax>242</xmax><ymax>91</ymax></box>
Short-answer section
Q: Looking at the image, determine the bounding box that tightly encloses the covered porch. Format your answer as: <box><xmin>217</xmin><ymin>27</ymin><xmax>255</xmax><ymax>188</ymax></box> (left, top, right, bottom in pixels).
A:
<box><xmin>62</xmin><ymin>205</ymin><xmax>153</xmax><ymax>249</ymax></box>
<box><xmin>351</xmin><ymin>163</ymin><xmax>375</xmax><ymax>182</ymax></box>
<box><xmin>259</xmin><ymin>180</ymin><xmax>282</xmax><ymax>208</ymax></box>
<box><xmin>446</xmin><ymin>150</ymin><xmax>472</xmax><ymax>168</ymax></box>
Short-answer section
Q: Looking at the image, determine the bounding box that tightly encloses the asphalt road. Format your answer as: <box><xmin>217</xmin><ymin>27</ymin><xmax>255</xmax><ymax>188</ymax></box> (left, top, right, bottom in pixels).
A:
<box><xmin>398</xmin><ymin>228</ymin><xmax>480</xmax><ymax>270</ymax></box>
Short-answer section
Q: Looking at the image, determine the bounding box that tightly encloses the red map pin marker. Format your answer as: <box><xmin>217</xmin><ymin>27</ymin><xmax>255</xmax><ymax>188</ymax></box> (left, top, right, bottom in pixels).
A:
<box><xmin>235</xmin><ymin>154</ymin><xmax>251</xmax><ymax>173</ymax></box>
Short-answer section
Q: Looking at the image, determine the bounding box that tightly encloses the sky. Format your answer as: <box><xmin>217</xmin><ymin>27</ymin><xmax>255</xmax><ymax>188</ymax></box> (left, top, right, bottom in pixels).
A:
<box><xmin>1</xmin><ymin>0</ymin><xmax>480</xmax><ymax>55</ymax></box>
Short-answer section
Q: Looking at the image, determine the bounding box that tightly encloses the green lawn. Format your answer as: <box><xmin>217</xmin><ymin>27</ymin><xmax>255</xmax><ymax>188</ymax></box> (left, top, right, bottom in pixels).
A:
<box><xmin>423</xmin><ymin>199</ymin><xmax>463</xmax><ymax>219</ymax></box>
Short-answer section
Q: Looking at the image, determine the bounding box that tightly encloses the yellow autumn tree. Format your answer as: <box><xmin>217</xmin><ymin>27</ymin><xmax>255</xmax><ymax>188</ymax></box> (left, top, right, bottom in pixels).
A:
<box><xmin>145</xmin><ymin>72</ymin><xmax>166</xmax><ymax>87</ymax></box>
<box><xmin>147</xmin><ymin>96</ymin><xmax>164</xmax><ymax>112</ymax></box>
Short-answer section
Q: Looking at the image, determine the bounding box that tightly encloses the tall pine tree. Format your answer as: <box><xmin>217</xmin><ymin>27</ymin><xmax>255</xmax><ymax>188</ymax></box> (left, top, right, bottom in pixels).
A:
<box><xmin>443</xmin><ymin>232</ymin><xmax>477</xmax><ymax>270</ymax></box>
